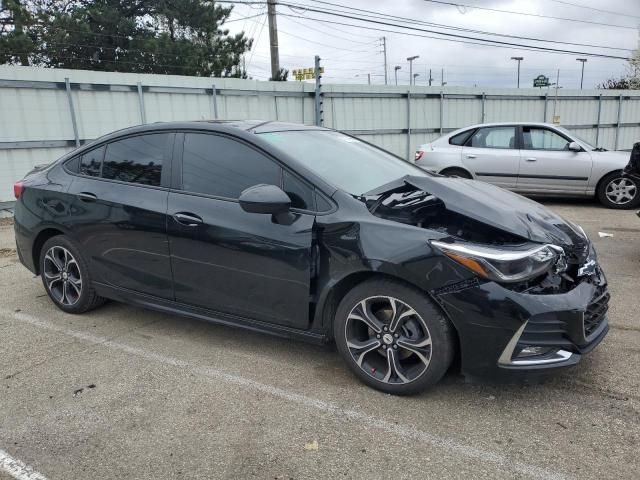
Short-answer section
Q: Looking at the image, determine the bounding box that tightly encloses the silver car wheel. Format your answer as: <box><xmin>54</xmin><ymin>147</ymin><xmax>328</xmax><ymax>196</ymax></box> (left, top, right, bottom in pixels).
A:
<box><xmin>605</xmin><ymin>177</ymin><xmax>637</xmax><ymax>205</ymax></box>
<box><xmin>43</xmin><ymin>246</ymin><xmax>82</xmax><ymax>306</ymax></box>
<box><xmin>344</xmin><ymin>296</ymin><xmax>432</xmax><ymax>385</ymax></box>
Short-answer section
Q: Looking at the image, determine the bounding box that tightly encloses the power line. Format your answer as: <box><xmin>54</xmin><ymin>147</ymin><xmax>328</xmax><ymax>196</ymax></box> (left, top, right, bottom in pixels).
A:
<box><xmin>280</xmin><ymin>14</ymin><xmax>377</xmax><ymax>45</ymax></box>
<box><xmin>548</xmin><ymin>0</ymin><xmax>640</xmax><ymax>19</ymax></box>
<box><xmin>273</xmin><ymin>9</ymin><xmax>629</xmax><ymax>60</ymax></box>
<box><xmin>421</xmin><ymin>0</ymin><xmax>638</xmax><ymax>30</ymax></box>
<box><xmin>220</xmin><ymin>1</ymin><xmax>632</xmax><ymax>58</ymax></box>
<box><xmin>303</xmin><ymin>0</ymin><xmax>632</xmax><ymax>51</ymax></box>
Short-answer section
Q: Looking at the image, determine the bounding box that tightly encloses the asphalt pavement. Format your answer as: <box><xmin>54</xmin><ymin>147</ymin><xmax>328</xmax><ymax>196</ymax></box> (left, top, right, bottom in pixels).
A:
<box><xmin>0</xmin><ymin>200</ymin><xmax>638</xmax><ymax>480</ymax></box>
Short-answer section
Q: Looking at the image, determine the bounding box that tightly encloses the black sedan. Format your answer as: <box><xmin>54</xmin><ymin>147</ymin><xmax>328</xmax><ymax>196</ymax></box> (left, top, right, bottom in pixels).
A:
<box><xmin>13</xmin><ymin>121</ymin><xmax>609</xmax><ymax>395</ymax></box>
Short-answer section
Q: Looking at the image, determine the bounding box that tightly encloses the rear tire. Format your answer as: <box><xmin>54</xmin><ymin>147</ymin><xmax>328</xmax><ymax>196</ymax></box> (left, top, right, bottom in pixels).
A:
<box><xmin>597</xmin><ymin>171</ymin><xmax>640</xmax><ymax>209</ymax></box>
<box><xmin>39</xmin><ymin>235</ymin><xmax>105</xmax><ymax>314</ymax></box>
<box><xmin>440</xmin><ymin>168</ymin><xmax>472</xmax><ymax>179</ymax></box>
<box><xmin>334</xmin><ymin>279</ymin><xmax>455</xmax><ymax>395</ymax></box>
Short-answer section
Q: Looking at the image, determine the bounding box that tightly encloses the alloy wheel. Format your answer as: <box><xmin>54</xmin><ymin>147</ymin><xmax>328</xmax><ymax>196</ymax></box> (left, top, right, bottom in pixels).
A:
<box><xmin>344</xmin><ymin>296</ymin><xmax>432</xmax><ymax>385</ymax></box>
<box><xmin>43</xmin><ymin>246</ymin><xmax>82</xmax><ymax>306</ymax></box>
<box><xmin>605</xmin><ymin>177</ymin><xmax>637</xmax><ymax>206</ymax></box>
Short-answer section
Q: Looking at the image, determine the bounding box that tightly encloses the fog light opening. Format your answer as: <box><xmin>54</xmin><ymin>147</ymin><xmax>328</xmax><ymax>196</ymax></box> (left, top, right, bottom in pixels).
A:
<box><xmin>514</xmin><ymin>345</ymin><xmax>556</xmax><ymax>359</ymax></box>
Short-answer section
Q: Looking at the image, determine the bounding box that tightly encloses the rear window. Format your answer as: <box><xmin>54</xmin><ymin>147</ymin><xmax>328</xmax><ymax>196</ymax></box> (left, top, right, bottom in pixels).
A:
<box><xmin>79</xmin><ymin>146</ymin><xmax>104</xmax><ymax>177</ymax></box>
<box><xmin>102</xmin><ymin>134</ymin><xmax>168</xmax><ymax>186</ymax></box>
<box><xmin>449</xmin><ymin>129</ymin><xmax>474</xmax><ymax>146</ymax></box>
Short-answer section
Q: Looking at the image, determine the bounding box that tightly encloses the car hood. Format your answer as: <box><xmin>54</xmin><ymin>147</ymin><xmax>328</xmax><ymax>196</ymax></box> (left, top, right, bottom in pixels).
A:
<box><xmin>366</xmin><ymin>175</ymin><xmax>588</xmax><ymax>249</ymax></box>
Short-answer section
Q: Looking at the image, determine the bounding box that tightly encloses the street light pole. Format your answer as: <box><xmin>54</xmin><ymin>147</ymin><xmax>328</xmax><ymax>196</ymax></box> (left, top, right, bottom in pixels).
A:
<box><xmin>394</xmin><ymin>66</ymin><xmax>401</xmax><ymax>86</ymax></box>
<box><xmin>511</xmin><ymin>56</ymin><xmax>523</xmax><ymax>88</ymax></box>
<box><xmin>576</xmin><ymin>58</ymin><xmax>587</xmax><ymax>89</ymax></box>
<box><xmin>407</xmin><ymin>55</ymin><xmax>419</xmax><ymax>86</ymax></box>
<box><xmin>413</xmin><ymin>73</ymin><xmax>420</xmax><ymax>84</ymax></box>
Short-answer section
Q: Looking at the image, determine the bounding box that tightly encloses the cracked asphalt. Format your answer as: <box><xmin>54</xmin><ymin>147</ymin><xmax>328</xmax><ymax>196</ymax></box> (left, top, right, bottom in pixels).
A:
<box><xmin>0</xmin><ymin>199</ymin><xmax>639</xmax><ymax>480</ymax></box>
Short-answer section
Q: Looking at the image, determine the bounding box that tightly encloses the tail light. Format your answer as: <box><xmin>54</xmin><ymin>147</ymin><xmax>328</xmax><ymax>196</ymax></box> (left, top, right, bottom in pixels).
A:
<box><xmin>415</xmin><ymin>150</ymin><xmax>424</xmax><ymax>161</ymax></box>
<box><xmin>14</xmin><ymin>181</ymin><xmax>24</xmax><ymax>199</ymax></box>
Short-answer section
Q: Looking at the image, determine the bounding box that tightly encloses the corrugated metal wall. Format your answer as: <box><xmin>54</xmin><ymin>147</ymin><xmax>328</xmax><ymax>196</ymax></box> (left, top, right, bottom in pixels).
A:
<box><xmin>2</xmin><ymin>65</ymin><xmax>640</xmax><ymax>203</ymax></box>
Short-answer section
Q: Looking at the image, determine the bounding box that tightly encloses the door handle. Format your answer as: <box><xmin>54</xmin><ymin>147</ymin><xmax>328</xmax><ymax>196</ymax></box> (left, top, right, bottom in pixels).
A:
<box><xmin>77</xmin><ymin>192</ymin><xmax>97</xmax><ymax>202</ymax></box>
<box><xmin>526</xmin><ymin>157</ymin><xmax>537</xmax><ymax>162</ymax></box>
<box><xmin>466</xmin><ymin>154</ymin><xmax>477</xmax><ymax>159</ymax></box>
<box><xmin>173</xmin><ymin>212</ymin><xmax>203</xmax><ymax>227</ymax></box>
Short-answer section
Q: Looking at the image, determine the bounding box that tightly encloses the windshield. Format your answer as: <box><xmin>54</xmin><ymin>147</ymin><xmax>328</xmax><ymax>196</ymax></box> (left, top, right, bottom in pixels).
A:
<box><xmin>257</xmin><ymin>130</ymin><xmax>430</xmax><ymax>195</ymax></box>
<box><xmin>555</xmin><ymin>126</ymin><xmax>596</xmax><ymax>150</ymax></box>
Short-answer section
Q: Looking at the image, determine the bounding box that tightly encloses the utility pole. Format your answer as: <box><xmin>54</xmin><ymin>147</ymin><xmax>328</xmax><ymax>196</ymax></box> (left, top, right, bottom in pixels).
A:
<box><xmin>576</xmin><ymin>58</ymin><xmax>587</xmax><ymax>89</ymax></box>
<box><xmin>553</xmin><ymin>69</ymin><xmax>560</xmax><ymax>121</ymax></box>
<box><xmin>441</xmin><ymin>68</ymin><xmax>446</xmax><ymax>86</ymax></box>
<box><xmin>511</xmin><ymin>56</ymin><xmax>523</xmax><ymax>88</ymax></box>
<box><xmin>381</xmin><ymin>37</ymin><xmax>388</xmax><ymax>85</ymax></box>
<box><xmin>267</xmin><ymin>0</ymin><xmax>280</xmax><ymax>80</ymax></box>
<box><xmin>429</xmin><ymin>68</ymin><xmax>433</xmax><ymax>86</ymax></box>
<box><xmin>394</xmin><ymin>66</ymin><xmax>401</xmax><ymax>86</ymax></box>
<box><xmin>407</xmin><ymin>55</ymin><xmax>419</xmax><ymax>86</ymax></box>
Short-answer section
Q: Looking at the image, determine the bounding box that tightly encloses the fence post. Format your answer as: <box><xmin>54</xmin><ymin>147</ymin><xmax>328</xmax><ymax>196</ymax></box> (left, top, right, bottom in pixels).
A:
<box><xmin>406</xmin><ymin>91</ymin><xmax>411</xmax><ymax>162</ymax></box>
<box><xmin>314</xmin><ymin>55</ymin><xmax>323</xmax><ymax>126</ymax></box>
<box><xmin>274</xmin><ymin>95</ymin><xmax>279</xmax><ymax>120</ymax></box>
<box><xmin>481</xmin><ymin>92</ymin><xmax>486</xmax><ymax>123</ymax></box>
<box><xmin>615</xmin><ymin>94</ymin><xmax>622</xmax><ymax>150</ymax></box>
<box><xmin>439</xmin><ymin>91</ymin><xmax>444</xmax><ymax>134</ymax></box>
<box><xmin>211</xmin><ymin>84</ymin><xmax>219</xmax><ymax>119</ymax></box>
<box><xmin>136</xmin><ymin>82</ymin><xmax>146</xmax><ymax>124</ymax></box>
<box><xmin>301</xmin><ymin>86</ymin><xmax>305</xmax><ymax>124</ymax></box>
<box><xmin>64</xmin><ymin>78</ymin><xmax>80</xmax><ymax>148</ymax></box>
<box><xmin>595</xmin><ymin>94</ymin><xmax>602</xmax><ymax>148</ymax></box>
<box><xmin>543</xmin><ymin>92</ymin><xmax>548</xmax><ymax>122</ymax></box>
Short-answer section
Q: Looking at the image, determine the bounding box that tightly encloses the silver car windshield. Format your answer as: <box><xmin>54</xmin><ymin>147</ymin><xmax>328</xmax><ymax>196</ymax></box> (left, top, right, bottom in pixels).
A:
<box><xmin>555</xmin><ymin>126</ymin><xmax>596</xmax><ymax>150</ymax></box>
<box><xmin>257</xmin><ymin>130</ymin><xmax>430</xmax><ymax>195</ymax></box>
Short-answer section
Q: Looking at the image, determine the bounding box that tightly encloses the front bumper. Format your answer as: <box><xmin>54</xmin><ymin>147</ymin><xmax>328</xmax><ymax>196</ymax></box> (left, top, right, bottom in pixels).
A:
<box><xmin>434</xmin><ymin>263</ymin><xmax>609</xmax><ymax>380</ymax></box>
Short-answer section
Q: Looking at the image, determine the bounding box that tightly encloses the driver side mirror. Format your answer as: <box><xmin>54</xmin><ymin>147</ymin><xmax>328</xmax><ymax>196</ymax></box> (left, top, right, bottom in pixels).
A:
<box><xmin>568</xmin><ymin>141</ymin><xmax>581</xmax><ymax>152</ymax></box>
<box><xmin>239</xmin><ymin>184</ymin><xmax>291</xmax><ymax>215</ymax></box>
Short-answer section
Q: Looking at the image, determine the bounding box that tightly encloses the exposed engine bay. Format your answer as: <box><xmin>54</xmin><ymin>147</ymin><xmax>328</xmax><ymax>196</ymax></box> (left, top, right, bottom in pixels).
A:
<box><xmin>363</xmin><ymin>183</ymin><xmax>593</xmax><ymax>295</ymax></box>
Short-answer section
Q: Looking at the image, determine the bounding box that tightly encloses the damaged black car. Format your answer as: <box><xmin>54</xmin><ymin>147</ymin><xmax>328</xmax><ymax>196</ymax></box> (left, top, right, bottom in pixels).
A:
<box><xmin>13</xmin><ymin>121</ymin><xmax>609</xmax><ymax>395</ymax></box>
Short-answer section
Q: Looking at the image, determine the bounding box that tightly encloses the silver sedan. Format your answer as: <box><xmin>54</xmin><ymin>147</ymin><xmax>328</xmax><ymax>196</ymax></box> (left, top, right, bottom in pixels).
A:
<box><xmin>415</xmin><ymin>122</ymin><xmax>637</xmax><ymax>209</ymax></box>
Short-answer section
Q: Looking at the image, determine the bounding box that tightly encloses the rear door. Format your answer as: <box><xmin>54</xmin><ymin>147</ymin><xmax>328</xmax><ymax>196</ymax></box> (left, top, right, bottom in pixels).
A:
<box><xmin>461</xmin><ymin>125</ymin><xmax>520</xmax><ymax>189</ymax></box>
<box><xmin>516</xmin><ymin>126</ymin><xmax>592</xmax><ymax>194</ymax></box>
<box><xmin>167</xmin><ymin>132</ymin><xmax>315</xmax><ymax>329</ymax></box>
<box><xmin>66</xmin><ymin>132</ymin><xmax>174</xmax><ymax>299</ymax></box>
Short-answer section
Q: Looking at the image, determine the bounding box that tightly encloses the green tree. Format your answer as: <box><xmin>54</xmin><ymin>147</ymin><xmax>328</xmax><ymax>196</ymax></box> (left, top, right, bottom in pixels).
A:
<box><xmin>0</xmin><ymin>0</ymin><xmax>36</xmax><ymax>65</ymax></box>
<box><xmin>599</xmin><ymin>29</ymin><xmax>640</xmax><ymax>90</ymax></box>
<box><xmin>1</xmin><ymin>0</ymin><xmax>252</xmax><ymax>77</ymax></box>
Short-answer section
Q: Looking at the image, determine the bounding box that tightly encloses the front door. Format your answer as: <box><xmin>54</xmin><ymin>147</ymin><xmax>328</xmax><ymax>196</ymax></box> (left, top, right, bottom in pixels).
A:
<box><xmin>167</xmin><ymin>132</ymin><xmax>314</xmax><ymax>329</ymax></box>
<box><xmin>516</xmin><ymin>126</ymin><xmax>592</xmax><ymax>194</ymax></box>
<box><xmin>461</xmin><ymin>125</ymin><xmax>520</xmax><ymax>189</ymax></box>
<box><xmin>67</xmin><ymin>133</ymin><xmax>174</xmax><ymax>299</ymax></box>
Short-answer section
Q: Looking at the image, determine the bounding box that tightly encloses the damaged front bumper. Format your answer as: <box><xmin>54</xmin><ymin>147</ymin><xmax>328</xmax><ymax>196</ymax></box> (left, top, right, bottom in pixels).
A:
<box><xmin>434</xmin><ymin>263</ymin><xmax>609</xmax><ymax>380</ymax></box>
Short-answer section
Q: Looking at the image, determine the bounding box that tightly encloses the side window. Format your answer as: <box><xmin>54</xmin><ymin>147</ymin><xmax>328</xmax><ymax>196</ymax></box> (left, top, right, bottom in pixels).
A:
<box><xmin>102</xmin><ymin>134</ymin><xmax>168</xmax><ymax>186</ymax></box>
<box><xmin>523</xmin><ymin>127</ymin><xmax>570</xmax><ymax>151</ymax></box>
<box><xmin>182</xmin><ymin>133</ymin><xmax>281</xmax><ymax>199</ymax></box>
<box><xmin>467</xmin><ymin>126</ymin><xmax>516</xmax><ymax>150</ymax></box>
<box><xmin>283</xmin><ymin>170</ymin><xmax>314</xmax><ymax>210</ymax></box>
<box><xmin>79</xmin><ymin>146</ymin><xmax>104</xmax><ymax>177</ymax></box>
<box><xmin>449</xmin><ymin>129</ymin><xmax>474</xmax><ymax>146</ymax></box>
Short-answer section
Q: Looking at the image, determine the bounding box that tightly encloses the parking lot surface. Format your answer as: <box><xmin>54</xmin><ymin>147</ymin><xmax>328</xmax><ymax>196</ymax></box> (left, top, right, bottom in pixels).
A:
<box><xmin>0</xmin><ymin>200</ymin><xmax>639</xmax><ymax>480</ymax></box>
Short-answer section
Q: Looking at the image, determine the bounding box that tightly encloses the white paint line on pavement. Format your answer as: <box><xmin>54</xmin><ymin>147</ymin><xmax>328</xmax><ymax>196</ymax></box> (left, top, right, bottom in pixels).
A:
<box><xmin>0</xmin><ymin>449</ymin><xmax>48</xmax><ymax>480</ymax></box>
<box><xmin>5</xmin><ymin>309</ymin><xmax>570</xmax><ymax>480</ymax></box>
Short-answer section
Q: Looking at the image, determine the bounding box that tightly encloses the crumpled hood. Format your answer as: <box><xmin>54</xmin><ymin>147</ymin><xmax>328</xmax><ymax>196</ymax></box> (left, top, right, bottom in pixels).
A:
<box><xmin>368</xmin><ymin>175</ymin><xmax>588</xmax><ymax>251</ymax></box>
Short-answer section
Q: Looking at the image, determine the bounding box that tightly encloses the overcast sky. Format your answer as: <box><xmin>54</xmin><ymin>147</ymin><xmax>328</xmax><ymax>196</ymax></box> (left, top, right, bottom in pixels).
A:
<box><xmin>224</xmin><ymin>0</ymin><xmax>640</xmax><ymax>89</ymax></box>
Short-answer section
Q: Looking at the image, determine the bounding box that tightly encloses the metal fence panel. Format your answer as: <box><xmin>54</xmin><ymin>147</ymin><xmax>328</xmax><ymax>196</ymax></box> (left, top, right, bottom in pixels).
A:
<box><xmin>2</xmin><ymin>65</ymin><xmax>640</xmax><ymax>202</ymax></box>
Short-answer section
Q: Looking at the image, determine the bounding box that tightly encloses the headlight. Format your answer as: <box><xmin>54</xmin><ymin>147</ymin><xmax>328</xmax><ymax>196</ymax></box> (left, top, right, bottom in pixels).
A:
<box><xmin>431</xmin><ymin>241</ymin><xmax>560</xmax><ymax>283</ymax></box>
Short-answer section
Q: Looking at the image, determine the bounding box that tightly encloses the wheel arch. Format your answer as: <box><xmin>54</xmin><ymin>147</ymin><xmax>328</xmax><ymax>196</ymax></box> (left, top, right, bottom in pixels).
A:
<box><xmin>595</xmin><ymin>168</ymin><xmax>624</xmax><ymax>196</ymax></box>
<box><xmin>314</xmin><ymin>270</ymin><xmax>460</xmax><ymax>352</ymax></box>
<box><xmin>439</xmin><ymin>166</ymin><xmax>474</xmax><ymax>179</ymax></box>
<box><xmin>32</xmin><ymin>227</ymin><xmax>66</xmax><ymax>274</ymax></box>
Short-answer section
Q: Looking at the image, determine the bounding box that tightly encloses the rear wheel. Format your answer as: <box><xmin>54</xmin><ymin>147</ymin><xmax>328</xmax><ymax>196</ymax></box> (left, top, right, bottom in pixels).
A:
<box><xmin>597</xmin><ymin>172</ymin><xmax>640</xmax><ymax>209</ymax></box>
<box><xmin>40</xmin><ymin>235</ymin><xmax>105</xmax><ymax>314</ymax></box>
<box><xmin>334</xmin><ymin>279</ymin><xmax>455</xmax><ymax>395</ymax></box>
<box><xmin>440</xmin><ymin>168</ymin><xmax>472</xmax><ymax>179</ymax></box>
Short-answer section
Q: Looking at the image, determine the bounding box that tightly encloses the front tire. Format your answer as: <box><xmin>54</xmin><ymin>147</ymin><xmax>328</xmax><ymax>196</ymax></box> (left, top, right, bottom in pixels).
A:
<box><xmin>334</xmin><ymin>279</ymin><xmax>455</xmax><ymax>395</ymax></box>
<box><xmin>597</xmin><ymin>172</ymin><xmax>640</xmax><ymax>209</ymax></box>
<box><xmin>40</xmin><ymin>235</ymin><xmax>105</xmax><ymax>314</ymax></box>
